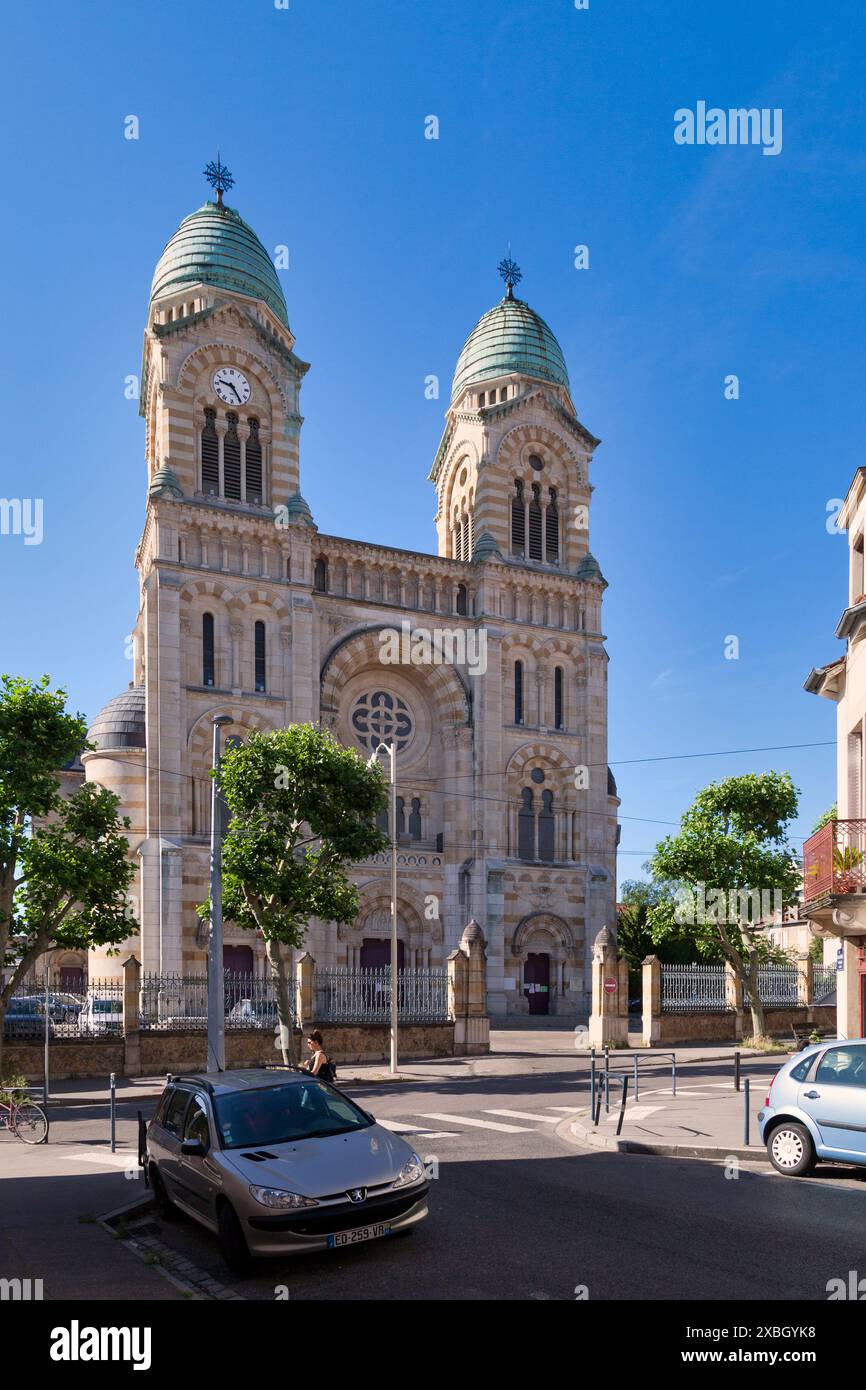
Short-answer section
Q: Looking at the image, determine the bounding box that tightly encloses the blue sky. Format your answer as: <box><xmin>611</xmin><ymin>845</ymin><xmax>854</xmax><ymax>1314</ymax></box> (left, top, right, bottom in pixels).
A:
<box><xmin>2</xmin><ymin>0</ymin><xmax>865</xmax><ymax>885</ymax></box>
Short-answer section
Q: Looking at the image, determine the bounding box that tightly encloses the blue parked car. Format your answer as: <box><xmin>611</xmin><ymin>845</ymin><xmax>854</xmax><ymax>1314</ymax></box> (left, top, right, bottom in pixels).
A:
<box><xmin>759</xmin><ymin>1040</ymin><xmax>866</xmax><ymax>1176</ymax></box>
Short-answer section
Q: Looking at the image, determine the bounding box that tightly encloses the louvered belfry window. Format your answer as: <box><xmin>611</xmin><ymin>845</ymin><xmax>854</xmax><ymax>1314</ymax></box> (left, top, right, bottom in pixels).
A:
<box><xmin>528</xmin><ymin>483</ymin><xmax>543</xmax><ymax>560</ymax></box>
<box><xmin>511</xmin><ymin>480</ymin><xmax>525</xmax><ymax>554</ymax></box>
<box><xmin>246</xmin><ymin>417</ymin><xmax>263</xmax><ymax>504</ymax></box>
<box><xmin>223</xmin><ymin>413</ymin><xmax>241</xmax><ymax>500</ymax></box>
<box><xmin>201</xmin><ymin>409</ymin><xmax>219</xmax><ymax>495</ymax></box>
<box><xmin>546</xmin><ymin>487</ymin><xmax>560</xmax><ymax>562</ymax></box>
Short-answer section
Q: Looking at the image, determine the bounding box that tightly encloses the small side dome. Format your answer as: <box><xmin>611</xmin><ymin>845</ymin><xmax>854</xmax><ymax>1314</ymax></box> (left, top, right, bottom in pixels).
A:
<box><xmin>471</xmin><ymin>530</ymin><xmax>502</xmax><ymax>564</ymax></box>
<box><xmin>282</xmin><ymin>490</ymin><xmax>315</xmax><ymax>526</ymax></box>
<box><xmin>576</xmin><ymin>552</ymin><xmax>606</xmax><ymax>585</ymax></box>
<box><xmin>88</xmin><ymin>685</ymin><xmax>146</xmax><ymax>751</ymax></box>
<box><xmin>148</xmin><ymin>464</ymin><xmax>183</xmax><ymax>500</ymax></box>
<box><xmin>451</xmin><ymin>295</ymin><xmax>568</xmax><ymax>403</ymax></box>
<box><xmin>150</xmin><ymin>201</ymin><xmax>289</xmax><ymax>328</ymax></box>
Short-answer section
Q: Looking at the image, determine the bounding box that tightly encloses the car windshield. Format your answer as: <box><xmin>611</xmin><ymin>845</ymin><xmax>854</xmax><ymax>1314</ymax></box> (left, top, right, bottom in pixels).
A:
<box><xmin>214</xmin><ymin>1080</ymin><xmax>372</xmax><ymax>1149</ymax></box>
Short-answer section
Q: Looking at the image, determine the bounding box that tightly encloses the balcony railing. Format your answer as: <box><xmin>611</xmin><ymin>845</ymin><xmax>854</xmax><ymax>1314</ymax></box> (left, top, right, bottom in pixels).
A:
<box><xmin>803</xmin><ymin>819</ymin><xmax>866</xmax><ymax>901</ymax></box>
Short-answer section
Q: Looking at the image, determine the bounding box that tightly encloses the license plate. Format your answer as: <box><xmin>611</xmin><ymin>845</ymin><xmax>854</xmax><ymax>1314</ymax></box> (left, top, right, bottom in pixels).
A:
<box><xmin>327</xmin><ymin>1223</ymin><xmax>391</xmax><ymax>1249</ymax></box>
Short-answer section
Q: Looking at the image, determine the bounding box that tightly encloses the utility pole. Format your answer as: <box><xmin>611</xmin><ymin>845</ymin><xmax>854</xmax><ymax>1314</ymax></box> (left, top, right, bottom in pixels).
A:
<box><xmin>369</xmin><ymin>742</ymin><xmax>399</xmax><ymax>1074</ymax></box>
<box><xmin>207</xmin><ymin>715</ymin><xmax>232</xmax><ymax>1074</ymax></box>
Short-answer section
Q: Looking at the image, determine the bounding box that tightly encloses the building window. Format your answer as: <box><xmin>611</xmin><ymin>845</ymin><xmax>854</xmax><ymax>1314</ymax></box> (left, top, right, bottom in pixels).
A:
<box><xmin>313</xmin><ymin>557</ymin><xmax>328</xmax><ymax>592</ymax></box>
<box><xmin>538</xmin><ymin>790</ymin><xmax>555</xmax><ymax>861</ymax></box>
<box><xmin>529</xmin><ymin>453</ymin><xmax>544</xmax><ymax>472</ymax></box>
<box><xmin>528</xmin><ymin>483</ymin><xmax>543</xmax><ymax>560</ymax></box>
<box><xmin>546</xmin><ymin>488</ymin><xmax>560</xmax><ymax>562</ymax></box>
<box><xmin>514</xmin><ymin>660</ymin><xmax>524</xmax><ymax>725</ymax></box>
<box><xmin>518</xmin><ymin>788</ymin><xmax>535</xmax><ymax>860</ymax></box>
<box><xmin>409</xmin><ymin>797</ymin><xmax>422</xmax><ymax>840</ymax></box>
<box><xmin>246</xmin><ymin>418</ymin><xmax>263</xmax><ymax>504</ymax></box>
<box><xmin>201</xmin><ymin>409</ymin><xmax>219</xmax><ymax>495</ymax></box>
<box><xmin>854</xmin><ymin>533</ymin><xmax>865</xmax><ymax>603</ymax></box>
<box><xmin>254</xmin><ymin>620</ymin><xmax>266</xmax><ymax>692</ymax></box>
<box><xmin>223</xmin><ymin>413</ymin><xmax>241</xmax><ymax>500</ymax></box>
<box><xmin>554</xmin><ymin>667</ymin><xmax>564</xmax><ymax>729</ymax></box>
<box><xmin>511</xmin><ymin>480</ymin><xmax>525</xmax><ymax>555</ymax></box>
<box><xmin>202</xmin><ymin>612</ymin><xmax>215</xmax><ymax>687</ymax></box>
<box><xmin>395</xmin><ymin>796</ymin><xmax>406</xmax><ymax>835</ymax></box>
<box><xmin>456</xmin><ymin>583</ymin><xmax>468</xmax><ymax>616</ymax></box>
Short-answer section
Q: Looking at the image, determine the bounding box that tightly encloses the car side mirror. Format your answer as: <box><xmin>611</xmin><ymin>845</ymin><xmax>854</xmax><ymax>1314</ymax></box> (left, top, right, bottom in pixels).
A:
<box><xmin>180</xmin><ymin>1138</ymin><xmax>206</xmax><ymax>1157</ymax></box>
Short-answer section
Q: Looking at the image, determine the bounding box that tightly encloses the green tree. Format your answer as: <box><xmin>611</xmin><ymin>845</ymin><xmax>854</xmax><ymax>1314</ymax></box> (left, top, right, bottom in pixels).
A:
<box><xmin>617</xmin><ymin>878</ymin><xmax>719</xmax><ymax>969</ymax></box>
<box><xmin>199</xmin><ymin>725</ymin><xmax>388</xmax><ymax>1065</ymax></box>
<box><xmin>812</xmin><ymin>804</ymin><xmax>837</xmax><ymax>833</ymax></box>
<box><xmin>0</xmin><ymin>675</ymin><xmax>137</xmax><ymax>1077</ymax></box>
<box><xmin>647</xmin><ymin>772</ymin><xmax>801</xmax><ymax>1040</ymax></box>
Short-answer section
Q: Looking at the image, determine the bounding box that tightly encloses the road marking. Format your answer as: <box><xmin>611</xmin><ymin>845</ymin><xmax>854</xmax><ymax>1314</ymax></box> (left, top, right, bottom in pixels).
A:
<box><xmin>65</xmin><ymin>1150</ymin><xmax>138</xmax><ymax>1170</ymax></box>
<box><xmin>378</xmin><ymin>1119</ymin><xmax>458</xmax><ymax>1138</ymax></box>
<box><xmin>544</xmin><ymin>1106</ymin><xmax>581</xmax><ymax>1114</ymax></box>
<box><xmin>417</xmin><ymin>1112</ymin><xmax>534</xmax><ymax>1133</ymax></box>
<box><xmin>484</xmin><ymin>1109</ymin><xmax>561</xmax><ymax>1124</ymax></box>
<box><xmin>603</xmin><ymin>1105</ymin><xmax>665</xmax><ymax>1124</ymax></box>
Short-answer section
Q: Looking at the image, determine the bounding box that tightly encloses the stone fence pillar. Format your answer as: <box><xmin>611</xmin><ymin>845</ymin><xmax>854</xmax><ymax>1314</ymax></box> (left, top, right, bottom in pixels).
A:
<box><xmin>587</xmin><ymin>926</ymin><xmax>628</xmax><ymax>1047</ymax></box>
<box><xmin>641</xmin><ymin>954</ymin><xmax>661</xmax><ymax>1047</ymax></box>
<box><xmin>797</xmin><ymin>956</ymin><xmax>813</xmax><ymax>1007</ymax></box>
<box><xmin>449</xmin><ymin>919</ymin><xmax>490</xmax><ymax>1056</ymax></box>
<box><xmin>296</xmin><ymin>951</ymin><xmax>315</xmax><ymax>1030</ymax></box>
<box><xmin>122</xmin><ymin>955</ymin><xmax>141</xmax><ymax>1077</ymax></box>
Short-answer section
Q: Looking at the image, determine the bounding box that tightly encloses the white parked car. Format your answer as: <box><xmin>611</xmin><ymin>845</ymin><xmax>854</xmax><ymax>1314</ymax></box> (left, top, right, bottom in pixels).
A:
<box><xmin>77</xmin><ymin>994</ymin><xmax>123</xmax><ymax>1036</ymax></box>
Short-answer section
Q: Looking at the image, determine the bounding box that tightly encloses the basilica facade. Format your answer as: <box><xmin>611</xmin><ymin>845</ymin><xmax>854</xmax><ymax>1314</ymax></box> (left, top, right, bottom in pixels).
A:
<box><xmin>81</xmin><ymin>178</ymin><xmax>619</xmax><ymax>1018</ymax></box>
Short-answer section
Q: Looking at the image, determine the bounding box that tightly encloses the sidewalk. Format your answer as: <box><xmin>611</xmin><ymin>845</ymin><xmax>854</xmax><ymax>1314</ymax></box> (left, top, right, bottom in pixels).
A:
<box><xmin>565</xmin><ymin>1072</ymin><xmax>775</xmax><ymax>1162</ymax></box>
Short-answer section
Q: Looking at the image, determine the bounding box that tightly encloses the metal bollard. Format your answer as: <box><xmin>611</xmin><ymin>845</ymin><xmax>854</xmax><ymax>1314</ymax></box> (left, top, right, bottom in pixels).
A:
<box><xmin>633</xmin><ymin>1053</ymin><xmax>639</xmax><ymax>1102</ymax></box>
<box><xmin>604</xmin><ymin>1046</ymin><xmax>610</xmax><ymax>1114</ymax></box>
<box><xmin>616</xmin><ymin>1076</ymin><xmax>630</xmax><ymax>1136</ymax></box>
<box><xmin>672</xmin><ymin>1053</ymin><xmax>677</xmax><ymax>1097</ymax></box>
<box><xmin>743</xmin><ymin>1077</ymin><xmax>751</xmax><ymax>1146</ymax></box>
<box><xmin>589</xmin><ymin>1048</ymin><xmax>596</xmax><ymax>1114</ymax></box>
<box><xmin>110</xmin><ymin>1072</ymin><xmax>116</xmax><ymax>1153</ymax></box>
<box><xmin>734</xmin><ymin>1049</ymin><xmax>741</xmax><ymax>1093</ymax></box>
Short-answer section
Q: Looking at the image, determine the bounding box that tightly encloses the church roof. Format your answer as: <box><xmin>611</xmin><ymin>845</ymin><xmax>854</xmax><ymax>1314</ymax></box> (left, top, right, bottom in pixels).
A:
<box><xmin>88</xmin><ymin>685</ymin><xmax>146</xmax><ymax>751</ymax></box>
<box><xmin>451</xmin><ymin>295</ymin><xmax>569</xmax><ymax>402</ymax></box>
<box><xmin>150</xmin><ymin>201</ymin><xmax>289</xmax><ymax>327</ymax></box>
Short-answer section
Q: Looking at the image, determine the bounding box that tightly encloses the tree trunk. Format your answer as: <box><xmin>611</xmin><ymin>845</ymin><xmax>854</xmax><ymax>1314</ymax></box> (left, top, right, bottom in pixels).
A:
<box><xmin>265</xmin><ymin>934</ymin><xmax>296</xmax><ymax>1067</ymax></box>
<box><xmin>744</xmin><ymin>953</ymin><xmax>767</xmax><ymax>1041</ymax></box>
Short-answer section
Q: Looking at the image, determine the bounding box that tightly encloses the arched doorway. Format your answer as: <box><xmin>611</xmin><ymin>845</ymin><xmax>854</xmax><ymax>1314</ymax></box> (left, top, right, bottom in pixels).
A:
<box><xmin>59</xmin><ymin>965</ymin><xmax>85</xmax><ymax>994</ymax></box>
<box><xmin>360</xmin><ymin>938</ymin><xmax>405</xmax><ymax>970</ymax></box>
<box><xmin>223</xmin><ymin>944</ymin><xmax>254</xmax><ymax>974</ymax></box>
<box><xmin>524</xmin><ymin>952</ymin><xmax>550</xmax><ymax>1015</ymax></box>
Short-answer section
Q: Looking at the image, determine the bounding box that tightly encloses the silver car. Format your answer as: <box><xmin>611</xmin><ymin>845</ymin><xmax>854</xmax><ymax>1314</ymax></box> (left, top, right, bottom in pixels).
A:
<box><xmin>759</xmin><ymin>1039</ymin><xmax>866</xmax><ymax>1176</ymax></box>
<box><xmin>146</xmin><ymin>1069</ymin><xmax>429</xmax><ymax>1272</ymax></box>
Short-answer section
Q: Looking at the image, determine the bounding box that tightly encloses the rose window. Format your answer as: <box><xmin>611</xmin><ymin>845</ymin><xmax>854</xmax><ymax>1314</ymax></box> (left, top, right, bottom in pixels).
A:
<box><xmin>351</xmin><ymin>691</ymin><xmax>414</xmax><ymax>753</ymax></box>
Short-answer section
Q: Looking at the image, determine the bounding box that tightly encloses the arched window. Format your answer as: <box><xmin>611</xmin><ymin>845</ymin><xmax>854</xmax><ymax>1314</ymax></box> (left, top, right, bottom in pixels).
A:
<box><xmin>538</xmin><ymin>790</ymin><xmax>555</xmax><ymax>862</ymax></box>
<box><xmin>456</xmin><ymin>583</ymin><xmax>468</xmax><ymax>617</ymax></box>
<box><xmin>409</xmin><ymin>797</ymin><xmax>422</xmax><ymax>840</ymax></box>
<box><xmin>201</xmin><ymin>409</ymin><xmax>219</xmax><ymax>495</ymax></box>
<box><xmin>223</xmin><ymin>413</ymin><xmax>241</xmax><ymax>500</ymax></box>
<box><xmin>528</xmin><ymin>483</ymin><xmax>543</xmax><ymax>560</ymax></box>
<box><xmin>518</xmin><ymin>788</ymin><xmax>535</xmax><ymax>861</ymax></box>
<box><xmin>514</xmin><ymin>660</ymin><xmax>524</xmax><ymax>725</ymax></box>
<box><xmin>313</xmin><ymin>557</ymin><xmax>328</xmax><ymax>592</ymax></box>
<box><xmin>511</xmin><ymin>480</ymin><xmax>525</xmax><ymax>555</ymax></box>
<box><xmin>254</xmin><ymin>620</ymin><xmax>266</xmax><ymax>692</ymax></box>
<box><xmin>554</xmin><ymin>666</ymin><xmax>564</xmax><ymax>730</ymax></box>
<box><xmin>246</xmin><ymin>418</ymin><xmax>263</xmax><ymax>504</ymax></box>
<box><xmin>395</xmin><ymin>796</ymin><xmax>406</xmax><ymax>835</ymax></box>
<box><xmin>202</xmin><ymin>613</ymin><xmax>215</xmax><ymax>687</ymax></box>
<box><xmin>546</xmin><ymin>487</ymin><xmax>560</xmax><ymax>562</ymax></box>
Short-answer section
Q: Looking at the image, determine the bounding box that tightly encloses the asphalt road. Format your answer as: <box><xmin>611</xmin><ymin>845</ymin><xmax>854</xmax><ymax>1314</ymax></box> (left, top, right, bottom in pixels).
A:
<box><xmin>111</xmin><ymin>1063</ymin><xmax>866</xmax><ymax>1302</ymax></box>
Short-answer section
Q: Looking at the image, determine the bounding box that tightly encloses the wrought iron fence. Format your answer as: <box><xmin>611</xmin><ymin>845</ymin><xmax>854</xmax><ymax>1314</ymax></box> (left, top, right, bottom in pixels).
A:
<box><xmin>661</xmin><ymin>963</ymin><xmax>730</xmax><ymax>1014</ymax></box>
<box><xmin>812</xmin><ymin>964</ymin><xmax>837</xmax><ymax>1002</ymax></box>
<box><xmin>139</xmin><ymin>971</ymin><xmax>295</xmax><ymax>1032</ymax></box>
<box><xmin>744</xmin><ymin>964</ymin><xmax>800</xmax><ymax>1009</ymax></box>
<box><xmin>3</xmin><ymin>976</ymin><xmax>119</xmax><ymax>1039</ymax></box>
<box><xmin>314</xmin><ymin>967</ymin><xmax>448</xmax><ymax>1023</ymax></box>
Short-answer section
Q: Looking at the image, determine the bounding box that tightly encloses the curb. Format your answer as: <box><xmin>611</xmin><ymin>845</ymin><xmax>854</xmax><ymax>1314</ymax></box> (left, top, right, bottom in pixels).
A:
<box><xmin>99</xmin><ymin>1195</ymin><xmax>245</xmax><ymax>1301</ymax></box>
<box><xmin>562</xmin><ymin>1111</ymin><xmax>771</xmax><ymax>1164</ymax></box>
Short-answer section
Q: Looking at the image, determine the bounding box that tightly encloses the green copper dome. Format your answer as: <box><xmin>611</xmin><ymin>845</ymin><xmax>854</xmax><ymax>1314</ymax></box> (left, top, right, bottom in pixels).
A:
<box><xmin>150</xmin><ymin>201</ymin><xmax>288</xmax><ymax>327</ymax></box>
<box><xmin>451</xmin><ymin>295</ymin><xmax>569</xmax><ymax>403</ymax></box>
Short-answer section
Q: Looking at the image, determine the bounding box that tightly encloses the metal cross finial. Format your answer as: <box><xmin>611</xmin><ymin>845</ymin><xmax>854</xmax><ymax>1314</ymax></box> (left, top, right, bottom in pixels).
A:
<box><xmin>498</xmin><ymin>255</ymin><xmax>522</xmax><ymax>299</ymax></box>
<box><xmin>203</xmin><ymin>154</ymin><xmax>234</xmax><ymax>208</ymax></box>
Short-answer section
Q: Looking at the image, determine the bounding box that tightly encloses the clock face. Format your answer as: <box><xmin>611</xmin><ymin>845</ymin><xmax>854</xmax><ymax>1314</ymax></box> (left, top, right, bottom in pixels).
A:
<box><xmin>212</xmin><ymin>367</ymin><xmax>251</xmax><ymax>406</ymax></box>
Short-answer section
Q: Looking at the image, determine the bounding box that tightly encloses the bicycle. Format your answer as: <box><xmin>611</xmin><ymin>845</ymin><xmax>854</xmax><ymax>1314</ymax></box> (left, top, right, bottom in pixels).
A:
<box><xmin>0</xmin><ymin>1088</ymin><xmax>49</xmax><ymax>1144</ymax></box>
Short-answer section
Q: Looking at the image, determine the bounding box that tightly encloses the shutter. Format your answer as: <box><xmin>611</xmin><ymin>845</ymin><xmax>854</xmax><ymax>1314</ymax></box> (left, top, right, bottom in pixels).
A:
<box><xmin>848</xmin><ymin>730</ymin><xmax>863</xmax><ymax>818</ymax></box>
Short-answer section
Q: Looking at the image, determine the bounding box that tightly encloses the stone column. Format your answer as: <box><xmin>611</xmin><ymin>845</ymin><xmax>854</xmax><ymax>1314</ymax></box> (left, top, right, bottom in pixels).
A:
<box><xmin>642</xmin><ymin>954</ymin><xmax>661</xmax><ymax>1047</ymax></box>
<box><xmin>122</xmin><ymin>955</ymin><xmax>142</xmax><ymax>1077</ymax></box>
<box><xmin>449</xmin><ymin>919</ymin><xmax>490</xmax><ymax>1056</ymax></box>
<box><xmin>587</xmin><ymin>926</ymin><xmax>628</xmax><ymax>1047</ymax></box>
<box><xmin>296</xmin><ymin>951</ymin><xmax>315</xmax><ymax>1029</ymax></box>
<box><xmin>797</xmin><ymin>956</ymin><xmax>812</xmax><ymax>1007</ymax></box>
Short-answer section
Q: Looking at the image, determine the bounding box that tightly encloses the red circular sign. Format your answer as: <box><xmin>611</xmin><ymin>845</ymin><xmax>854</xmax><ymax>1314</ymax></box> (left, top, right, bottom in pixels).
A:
<box><xmin>603</xmin><ymin>977</ymin><xmax>617</xmax><ymax>994</ymax></box>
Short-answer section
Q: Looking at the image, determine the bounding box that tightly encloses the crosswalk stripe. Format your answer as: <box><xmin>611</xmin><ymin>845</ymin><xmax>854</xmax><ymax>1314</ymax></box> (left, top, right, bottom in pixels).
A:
<box><xmin>544</xmin><ymin>1106</ymin><xmax>581</xmax><ymax>1113</ymax></box>
<box><xmin>484</xmin><ymin>1109</ymin><xmax>561</xmax><ymax>1124</ymax></box>
<box><xmin>418</xmin><ymin>1112</ymin><xmax>534</xmax><ymax>1133</ymax></box>
<box><xmin>378</xmin><ymin>1119</ymin><xmax>457</xmax><ymax>1138</ymax></box>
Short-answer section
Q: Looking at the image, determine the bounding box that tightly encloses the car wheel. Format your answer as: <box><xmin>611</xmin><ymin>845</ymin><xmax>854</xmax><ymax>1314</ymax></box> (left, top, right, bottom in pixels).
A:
<box><xmin>217</xmin><ymin>1202</ymin><xmax>254</xmax><ymax>1276</ymax></box>
<box><xmin>150</xmin><ymin>1167</ymin><xmax>179</xmax><ymax>1221</ymax></box>
<box><xmin>767</xmin><ymin>1122</ymin><xmax>815</xmax><ymax>1177</ymax></box>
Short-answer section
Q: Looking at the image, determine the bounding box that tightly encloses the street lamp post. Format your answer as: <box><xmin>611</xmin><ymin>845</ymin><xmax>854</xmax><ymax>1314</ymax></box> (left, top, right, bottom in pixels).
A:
<box><xmin>207</xmin><ymin>715</ymin><xmax>232</xmax><ymax>1074</ymax></box>
<box><xmin>369</xmin><ymin>741</ymin><xmax>399</xmax><ymax>1074</ymax></box>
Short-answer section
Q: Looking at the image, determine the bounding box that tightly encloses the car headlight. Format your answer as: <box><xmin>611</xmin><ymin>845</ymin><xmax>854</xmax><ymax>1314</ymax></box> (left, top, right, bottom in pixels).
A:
<box><xmin>249</xmin><ymin>1185</ymin><xmax>319</xmax><ymax>1210</ymax></box>
<box><xmin>392</xmin><ymin>1153</ymin><xmax>426</xmax><ymax>1189</ymax></box>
